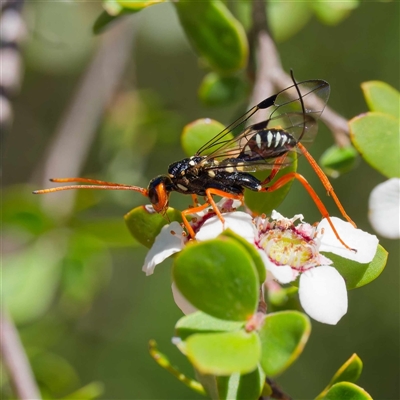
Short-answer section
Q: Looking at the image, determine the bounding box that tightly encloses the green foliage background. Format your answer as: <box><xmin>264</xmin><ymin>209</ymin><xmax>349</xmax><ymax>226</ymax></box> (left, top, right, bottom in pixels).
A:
<box><xmin>3</xmin><ymin>2</ymin><xmax>399</xmax><ymax>399</ymax></box>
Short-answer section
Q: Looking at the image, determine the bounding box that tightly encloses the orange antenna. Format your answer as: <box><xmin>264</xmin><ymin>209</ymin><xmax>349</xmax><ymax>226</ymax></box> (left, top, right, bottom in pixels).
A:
<box><xmin>33</xmin><ymin>178</ymin><xmax>148</xmax><ymax>197</ymax></box>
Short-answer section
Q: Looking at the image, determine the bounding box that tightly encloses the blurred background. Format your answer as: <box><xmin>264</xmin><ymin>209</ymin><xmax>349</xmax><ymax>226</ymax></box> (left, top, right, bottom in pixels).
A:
<box><xmin>2</xmin><ymin>1</ymin><xmax>399</xmax><ymax>399</ymax></box>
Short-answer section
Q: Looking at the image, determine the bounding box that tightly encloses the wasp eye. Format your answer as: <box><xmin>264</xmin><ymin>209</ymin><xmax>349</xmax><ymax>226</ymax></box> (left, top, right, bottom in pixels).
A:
<box><xmin>148</xmin><ymin>186</ymin><xmax>159</xmax><ymax>205</ymax></box>
<box><xmin>147</xmin><ymin>176</ymin><xmax>171</xmax><ymax>213</ymax></box>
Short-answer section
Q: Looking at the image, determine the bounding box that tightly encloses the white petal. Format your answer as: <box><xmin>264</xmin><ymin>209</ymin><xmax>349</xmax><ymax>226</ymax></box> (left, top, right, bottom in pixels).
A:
<box><xmin>299</xmin><ymin>266</ymin><xmax>347</xmax><ymax>325</ymax></box>
<box><xmin>369</xmin><ymin>178</ymin><xmax>400</xmax><ymax>239</ymax></box>
<box><xmin>271</xmin><ymin>210</ymin><xmax>285</xmax><ymax>220</ymax></box>
<box><xmin>258</xmin><ymin>250</ymin><xmax>299</xmax><ymax>284</ymax></box>
<box><xmin>142</xmin><ymin>222</ymin><xmax>185</xmax><ymax>276</ymax></box>
<box><xmin>271</xmin><ymin>210</ymin><xmax>304</xmax><ymax>224</ymax></box>
<box><xmin>171</xmin><ymin>281</ymin><xmax>197</xmax><ymax>315</ymax></box>
<box><xmin>195</xmin><ymin>212</ymin><xmax>255</xmax><ymax>242</ymax></box>
<box><xmin>317</xmin><ymin>217</ymin><xmax>378</xmax><ymax>263</ymax></box>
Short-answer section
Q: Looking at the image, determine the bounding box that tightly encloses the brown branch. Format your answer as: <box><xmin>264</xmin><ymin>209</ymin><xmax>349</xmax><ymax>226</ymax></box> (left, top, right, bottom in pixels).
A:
<box><xmin>33</xmin><ymin>17</ymin><xmax>136</xmax><ymax>218</ymax></box>
<box><xmin>249</xmin><ymin>2</ymin><xmax>350</xmax><ymax>147</ymax></box>
<box><xmin>0</xmin><ymin>308</ymin><xmax>41</xmax><ymax>400</ymax></box>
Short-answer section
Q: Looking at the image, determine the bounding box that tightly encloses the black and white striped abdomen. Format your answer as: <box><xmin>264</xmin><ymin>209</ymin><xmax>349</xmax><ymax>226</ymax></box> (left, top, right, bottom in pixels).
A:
<box><xmin>238</xmin><ymin>128</ymin><xmax>297</xmax><ymax>161</ymax></box>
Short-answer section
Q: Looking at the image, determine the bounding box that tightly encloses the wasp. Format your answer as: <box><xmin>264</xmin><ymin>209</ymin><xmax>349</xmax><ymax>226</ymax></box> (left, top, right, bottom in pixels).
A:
<box><xmin>34</xmin><ymin>73</ymin><xmax>356</xmax><ymax>250</ymax></box>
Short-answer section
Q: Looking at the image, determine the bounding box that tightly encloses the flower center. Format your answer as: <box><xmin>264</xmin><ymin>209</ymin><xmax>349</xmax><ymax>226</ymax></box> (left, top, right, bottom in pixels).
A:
<box><xmin>259</xmin><ymin>228</ymin><xmax>317</xmax><ymax>271</ymax></box>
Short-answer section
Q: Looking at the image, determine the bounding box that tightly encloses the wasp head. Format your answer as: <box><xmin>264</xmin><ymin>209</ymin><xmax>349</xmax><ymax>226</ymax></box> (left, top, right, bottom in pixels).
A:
<box><xmin>147</xmin><ymin>175</ymin><xmax>173</xmax><ymax>214</ymax></box>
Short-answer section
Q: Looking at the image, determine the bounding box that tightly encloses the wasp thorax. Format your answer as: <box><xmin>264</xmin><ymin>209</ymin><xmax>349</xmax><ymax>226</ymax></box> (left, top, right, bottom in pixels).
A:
<box><xmin>167</xmin><ymin>156</ymin><xmax>204</xmax><ymax>178</ymax></box>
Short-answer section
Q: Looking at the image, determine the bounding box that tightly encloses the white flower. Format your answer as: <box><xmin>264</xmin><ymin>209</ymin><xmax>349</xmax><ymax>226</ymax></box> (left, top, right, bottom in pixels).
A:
<box><xmin>142</xmin><ymin>221</ymin><xmax>185</xmax><ymax>276</ymax></box>
<box><xmin>141</xmin><ymin>202</ymin><xmax>378</xmax><ymax>325</ymax></box>
<box><xmin>257</xmin><ymin>212</ymin><xmax>378</xmax><ymax>324</ymax></box>
<box><xmin>368</xmin><ymin>178</ymin><xmax>400</xmax><ymax>239</ymax></box>
<box><xmin>142</xmin><ymin>198</ymin><xmax>242</xmax><ymax>275</ymax></box>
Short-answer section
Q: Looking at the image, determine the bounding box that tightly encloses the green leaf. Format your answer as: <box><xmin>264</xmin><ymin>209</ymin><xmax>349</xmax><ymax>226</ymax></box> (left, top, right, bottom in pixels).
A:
<box><xmin>322</xmin><ymin>244</ymin><xmax>388</xmax><ymax>290</ymax></box>
<box><xmin>349</xmin><ymin>112</ymin><xmax>400</xmax><ymax>178</ymax></box>
<box><xmin>124</xmin><ymin>206</ymin><xmax>182</xmax><ymax>248</ymax></box>
<box><xmin>361</xmin><ymin>81</ymin><xmax>400</xmax><ymax>118</ymax></box>
<box><xmin>60</xmin><ymin>382</ymin><xmax>105</xmax><ymax>400</ymax></box>
<box><xmin>176</xmin><ymin>311</ymin><xmax>243</xmax><ymax>341</ymax></box>
<box><xmin>173</xmin><ymin>238</ymin><xmax>259</xmax><ymax>321</ymax></box>
<box><xmin>93</xmin><ymin>11</ymin><xmax>128</xmax><ymax>35</ymax></box>
<box><xmin>2</xmin><ymin>235</ymin><xmax>64</xmax><ymax>324</ymax></box>
<box><xmin>94</xmin><ymin>0</ymin><xmax>155</xmax><ymax>34</ymax></box>
<box><xmin>30</xmin><ymin>349</ymin><xmax>79</xmax><ymax>394</ymax></box>
<box><xmin>185</xmin><ymin>331</ymin><xmax>261</xmax><ymax>375</ymax></box>
<box><xmin>321</xmin><ymin>382</ymin><xmax>372</xmax><ymax>400</ymax></box>
<box><xmin>220</xmin><ymin>229</ymin><xmax>266</xmax><ymax>283</ymax></box>
<box><xmin>198</xmin><ymin>72</ymin><xmax>249</xmax><ymax>106</ymax></box>
<box><xmin>316</xmin><ymin>354</ymin><xmax>363</xmax><ymax>399</ymax></box>
<box><xmin>75</xmin><ymin>218</ymin><xmax>139</xmax><ymax>247</ymax></box>
<box><xmin>174</xmin><ymin>0</ymin><xmax>248</xmax><ymax>73</ymax></box>
<box><xmin>311</xmin><ymin>0</ymin><xmax>359</xmax><ymax>26</ymax></box>
<box><xmin>244</xmin><ymin>152</ymin><xmax>297</xmax><ymax>215</ymax></box>
<box><xmin>197</xmin><ymin>366</ymin><xmax>266</xmax><ymax>400</ymax></box>
<box><xmin>267</xmin><ymin>1</ymin><xmax>312</xmax><ymax>42</ymax></box>
<box><xmin>181</xmin><ymin>118</ymin><xmax>228</xmax><ymax>157</ymax></box>
<box><xmin>259</xmin><ymin>311</ymin><xmax>311</xmax><ymax>376</ymax></box>
<box><xmin>319</xmin><ymin>145</ymin><xmax>359</xmax><ymax>178</ymax></box>
<box><xmin>116</xmin><ymin>0</ymin><xmax>165</xmax><ymax>11</ymax></box>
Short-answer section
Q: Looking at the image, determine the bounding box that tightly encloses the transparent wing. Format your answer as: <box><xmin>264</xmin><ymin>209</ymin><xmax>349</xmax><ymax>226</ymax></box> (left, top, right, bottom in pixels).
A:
<box><xmin>205</xmin><ymin>113</ymin><xmax>317</xmax><ymax>173</ymax></box>
<box><xmin>196</xmin><ymin>79</ymin><xmax>330</xmax><ymax>157</ymax></box>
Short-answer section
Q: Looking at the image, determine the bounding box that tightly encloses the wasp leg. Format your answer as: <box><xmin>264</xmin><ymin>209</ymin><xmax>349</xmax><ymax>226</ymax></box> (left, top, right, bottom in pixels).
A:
<box><xmin>191</xmin><ymin>194</ymin><xmax>200</xmax><ymax>207</ymax></box>
<box><xmin>260</xmin><ymin>154</ymin><xmax>288</xmax><ymax>186</ymax></box>
<box><xmin>297</xmin><ymin>143</ymin><xmax>356</xmax><ymax>228</ymax></box>
<box><xmin>181</xmin><ymin>202</ymin><xmax>214</xmax><ymax>238</ymax></box>
<box><xmin>261</xmin><ymin>172</ymin><xmax>356</xmax><ymax>252</ymax></box>
<box><xmin>205</xmin><ymin>189</ymin><xmax>244</xmax><ymax>226</ymax></box>
<box><xmin>181</xmin><ymin>190</ymin><xmax>244</xmax><ymax>239</ymax></box>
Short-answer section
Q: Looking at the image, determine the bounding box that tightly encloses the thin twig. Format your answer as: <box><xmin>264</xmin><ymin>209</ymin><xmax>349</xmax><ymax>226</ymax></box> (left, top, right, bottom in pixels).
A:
<box><xmin>249</xmin><ymin>2</ymin><xmax>350</xmax><ymax>147</ymax></box>
<box><xmin>33</xmin><ymin>17</ymin><xmax>136</xmax><ymax>218</ymax></box>
<box><xmin>0</xmin><ymin>308</ymin><xmax>42</xmax><ymax>400</ymax></box>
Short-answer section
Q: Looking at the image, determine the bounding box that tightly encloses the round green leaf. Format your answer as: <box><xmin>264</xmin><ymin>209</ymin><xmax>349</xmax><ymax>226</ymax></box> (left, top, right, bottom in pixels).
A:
<box><xmin>259</xmin><ymin>311</ymin><xmax>311</xmax><ymax>376</ymax></box>
<box><xmin>199</xmin><ymin>73</ymin><xmax>249</xmax><ymax>107</ymax></box>
<box><xmin>176</xmin><ymin>311</ymin><xmax>244</xmax><ymax>341</ymax></box>
<box><xmin>244</xmin><ymin>152</ymin><xmax>297</xmax><ymax>215</ymax></box>
<box><xmin>267</xmin><ymin>1</ymin><xmax>311</xmax><ymax>42</ymax></box>
<box><xmin>76</xmin><ymin>218</ymin><xmax>139</xmax><ymax>248</ymax></box>
<box><xmin>220</xmin><ymin>229</ymin><xmax>266</xmax><ymax>283</ymax></box>
<box><xmin>124</xmin><ymin>206</ymin><xmax>182</xmax><ymax>248</ymax></box>
<box><xmin>173</xmin><ymin>238</ymin><xmax>259</xmax><ymax>321</ymax></box>
<box><xmin>317</xmin><ymin>354</ymin><xmax>363</xmax><ymax>399</ymax></box>
<box><xmin>60</xmin><ymin>382</ymin><xmax>104</xmax><ymax>400</ymax></box>
<box><xmin>361</xmin><ymin>81</ymin><xmax>400</xmax><ymax>118</ymax></box>
<box><xmin>174</xmin><ymin>1</ymin><xmax>248</xmax><ymax>73</ymax></box>
<box><xmin>349</xmin><ymin>112</ymin><xmax>400</xmax><ymax>178</ymax></box>
<box><xmin>311</xmin><ymin>1</ymin><xmax>359</xmax><ymax>26</ymax></box>
<box><xmin>181</xmin><ymin>118</ymin><xmax>228</xmax><ymax>157</ymax></box>
<box><xmin>322</xmin><ymin>244</ymin><xmax>387</xmax><ymax>290</ymax></box>
<box><xmin>319</xmin><ymin>145</ymin><xmax>359</xmax><ymax>178</ymax></box>
<box><xmin>186</xmin><ymin>331</ymin><xmax>261</xmax><ymax>375</ymax></box>
<box><xmin>322</xmin><ymin>382</ymin><xmax>372</xmax><ymax>400</ymax></box>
